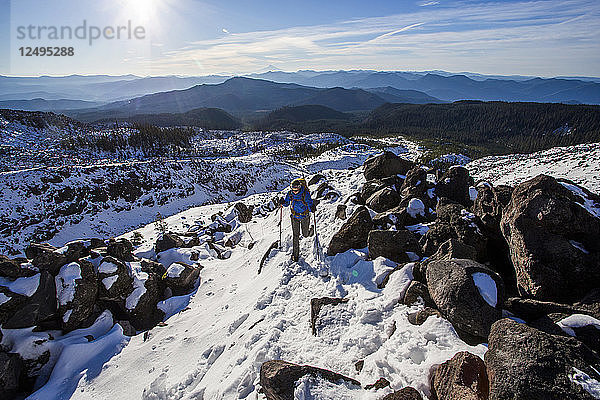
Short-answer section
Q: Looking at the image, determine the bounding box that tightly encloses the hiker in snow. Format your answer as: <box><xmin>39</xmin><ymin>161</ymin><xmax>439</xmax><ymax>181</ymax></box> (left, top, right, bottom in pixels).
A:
<box><xmin>280</xmin><ymin>178</ymin><xmax>316</xmax><ymax>262</ymax></box>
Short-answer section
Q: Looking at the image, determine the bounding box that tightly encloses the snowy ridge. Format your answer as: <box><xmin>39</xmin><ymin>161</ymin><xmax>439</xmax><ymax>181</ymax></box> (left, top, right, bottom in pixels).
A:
<box><xmin>467</xmin><ymin>142</ymin><xmax>600</xmax><ymax>193</ymax></box>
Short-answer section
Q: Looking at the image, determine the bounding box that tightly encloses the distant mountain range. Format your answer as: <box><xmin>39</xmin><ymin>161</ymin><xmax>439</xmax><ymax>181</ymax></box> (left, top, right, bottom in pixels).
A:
<box><xmin>67</xmin><ymin>77</ymin><xmax>440</xmax><ymax>122</ymax></box>
<box><xmin>1</xmin><ymin>70</ymin><xmax>599</xmax><ymax>119</ymax></box>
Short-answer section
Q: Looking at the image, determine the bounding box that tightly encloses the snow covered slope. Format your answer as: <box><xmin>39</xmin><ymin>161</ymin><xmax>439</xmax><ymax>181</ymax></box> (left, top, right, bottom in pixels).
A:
<box><xmin>14</xmin><ymin>166</ymin><xmax>484</xmax><ymax>400</ymax></box>
<box><xmin>467</xmin><ymin>142</ymin><xmax>600</xmax><ymax>193</ymax></box>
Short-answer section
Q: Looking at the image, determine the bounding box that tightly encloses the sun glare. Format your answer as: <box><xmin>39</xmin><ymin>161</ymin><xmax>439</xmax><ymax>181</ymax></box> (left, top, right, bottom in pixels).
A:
<box><xmin>120</xmin><ymin>0</ymin><xmax>161</xmax><ymax>22</ymax></box>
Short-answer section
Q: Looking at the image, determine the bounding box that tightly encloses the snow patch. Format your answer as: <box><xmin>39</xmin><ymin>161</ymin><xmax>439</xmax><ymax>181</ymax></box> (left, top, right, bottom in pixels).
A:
<box><xmin>55</xmin><ymin>263</ymin><xmax>82</xmax><ymax>306</ymax></box>
<box><xmin>98</xmin><ymin>261</ymin><xmax>119</xmax><ymax>274</ymax></box>
<box><xmin>570</xmin><ymin>367</ymin><xmax>600</xmax><ymax>399</ymax></box>
<box><xmin>560</xmin><ymin>182</ymin><xmax>600</xmax><ymax>218</ymax></box>
<box><xmin>125</xmin><ymin>262</ymin><xmax>147</xmax><ymax>310</ymax></box>
<box><xmin>557</xmin><ymin>314</ymin><xmax>600</xmax><ymax>337</ymax></box>
<box><xmin>102</xmin><ymin>275</ymin><xmax>119</xmax><ymax>291</ymax></box>
<box><xmin>0</xmin><ymin>292</ymin><xmax>11</xmax><ymax>305</ymax></box>
<box><xmin>472</xmin><ymin>272</ymin><xmax>498</xmax><ymax>307</ymax></box>
<box><xmin>406</xmin><ymin>198</ymin><xmax>425</xmax><ymax>218</ymax></box>
<box><xmin>0</xmin><ymin>273</ymin><xmax>40</xmax><ymax>297</ymax></box>
<box><xmin>166</xmin><ymin>263</ymin><xmax>186</xmax><ymax>278</ymax></box>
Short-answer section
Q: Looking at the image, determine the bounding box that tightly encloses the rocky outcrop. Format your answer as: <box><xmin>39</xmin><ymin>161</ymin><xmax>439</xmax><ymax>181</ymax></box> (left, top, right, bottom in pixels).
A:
<box><xmin>97</xmin><ymin>256</ymin><xmax>133</xmax><ymax>302</ymax></box>
<box><xmin>500</xmin><ymin>175</ymin><xmax>600</xmax><ymax>302</ymax></box>
<box><xmin>367</xmin><ymin>229</ymin><xmax>421</xmax><ymax>263</ymax></box>
<box><xmin>259</xmin><ymin>360</ymin><xmax>360</xmax><ymax>400</ymax></box>
<box><xmin>430</xmin><ymin>351</ymin><xmax>489</xmax><ymax>400</ymax></box>
<box><xmin>486</xmin><ymin>318</ymin><xmax>600</xmax><ymax>400</ymax></box>
<box><xmin>413</xmin><ymin>238</ymin><xmax>477</xmax><ymax>283</ymax></box>
<box><xmin>107</xmin><ymin>238</ymin><xmax>135</xmax><ymax>262</ymax></box>
<box><xmin>327</xmin><ymin>206</ymin><xmax>373</xmax><ymax>256</ymax></box>
<box><xmin>234</xmin><ymin>202</ymin><xmax>253</xmax><ymax>223</ymax></box>
<box><xmin>363</xmin><ymin>152</ymin><xmax>414</xmax><ymax>181</ymax></box>
<box><xmin>435</xmin><ymin>166</ymin><xmax>473</xmax><ymax>207</ymax></box>
<box><xmin>126</xmin><ymin>272</ymin><xmax>165</xmax><ymax>331</ymax></box>
<box><xmin>426</xmin><ymin>259</ymin><xmax>505</xmax><ymax>340</ymax></box>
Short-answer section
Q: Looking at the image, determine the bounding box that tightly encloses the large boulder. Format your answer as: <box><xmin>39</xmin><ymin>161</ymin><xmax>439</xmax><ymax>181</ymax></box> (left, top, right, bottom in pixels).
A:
<box><xmin>55</xmin><ymin>259</ymin><xmax>98</xmax><ymax>331</ymax></box>
<box><xmin>486</xmin><ymin>318</ymin><xmax>600</xmax><ymax>400</ymax></box>
<box><xmin>367</xmin><ymin>187</ymin><xmax>401</xmax><ymax>213</ymax></box>
<box><xmin>500</xmin><ymin>175</ymin><xmax>600</xmax><ymax>302</ymax></box>
<box><xmin>435</xmin><ymin>166</ymin><xmax>473</xmax><ymax>207</ymax></box>
<box><xmin>327</xmin><ymin>206</ymin><xmax>373</xmax><ymax>256</ymax></box>
<box><xmin>381</xmin><ymin>388</ymin><xmax>423</xmax><ymax>400</ymax></box>
<box><xmin>155</xmin><ymin>233</ymin><xmax>184</xmax><ymax>254</ymax></box>
<box><xmin>97</xmin><ymin>256</ymin><xmax>133</xmax><ymax>302</ymax></box>
<box><xmin>260</xmin><ymin>360</ymin><xmax>360</xmax><ymax>400</ymax></box>
<box><xmin>426</xmin><ymin>259</ymin><xmax>505</xmax><ymax>340</ymax></box>
<box><xmin>3</xmin><ymin>271</ymin><xmax>58</xmax><ymax>329</ymax></box>
<box><xmin>367</xmin><ymin>229</ymin><xmax>421</xmax><ymax>263</ymax></box>
<box><xmin>363</xmin><ymin>152</ymin><xmax>414</xmax><ymax>181</ymax></box>
<box><xmin>163</xmin><ymin>262</ymin><xmax>202</xmax><ymax>296</ymax></box>
<box><xmin>430</xmin><ymin>351</ymin><xmax>489</xmax><ymax>400</ymax></box>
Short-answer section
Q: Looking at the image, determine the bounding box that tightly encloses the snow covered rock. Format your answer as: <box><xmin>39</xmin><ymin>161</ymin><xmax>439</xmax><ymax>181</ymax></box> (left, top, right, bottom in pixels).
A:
<box><xmin>0</xmin><ymin>255</ymin><xmax>37</xmax><ymax>279</ymax></box>
<box><xmin>421</xmin><ymin>199</ymin><xmax>487</xmax><ymax>261</ymax></box>
<box><xmin>0</xmin><ymin>351</ymin><xmax>24</xmax><ymax>399</ymax></box>
<box><xmin>163</xmin><ymin>262</ymin><xmax>201</xmax><ymax>296</ymax></box>
<box><xmin>327</xmin><ymin>206</ymin><xmax>373</xmax><ymax>256</ymax></box>
<box><xmin>399</xmin><ymin>166</ymin><xmax>428</xmax><ymax>199</ymax></box>
<box><xmin>363</xmin><ymin>151</ymin><xmax>414</xmax><ymax>181</ymax></box>
<box><xmin>259</xmin><ymin>360</ymin><xmax>361</xmax><ymax>399</ymax></box>
<box><xmin>500</xmin><ymin>175</ymin><xmax>600</xmax><ymax>302</ymax></box>
<box><xmin>485</xmin><ymin>318</ymin><xmax>600</xmax><ymax>400</ymax></box>
<box><xmin>3</xmin><ymin>271</ymin><xmax>57</xmax><ymax>329</ymax></box>
<box><xmin>155</xmin><ymin>233</ymin><xmax>184</xmax><ymax>254</ymax></box>
<box><xmin>435</xmin><ymin>166</ymin><xmax>474</xmax><ymax>207</ymax></box>
<box><xmin>367</xmin><ymin>229</ymin><xmax>421</xmax><ymax>263</ymax></box>
<box><xmin>106</xmin><ymin>238</ymin><xmax>135</xmax><ymax>262</ymax></box>
<box><xmin>414</xmin><ymin>238</ymin><xmax>478</xmax><ymax>283</ymax></box>
<box><xmin>426</xmin><ymin>259</ymin><xmax>505</xmax><ymax>341</ymax></box>
<box><xmin>97</xmin><ymin>256</ymin><xmax>133</xmax><ymax>302</ymax></box>
<box><xmin>55</xmin><ymin>259</ymin><xmax>98</xmax><ymax>332</ymax></box>
<box><xmin>430</xmin><ymin>351</ymin><xmax>488</xmax><ymax>400</ymax></box>
<box><xmin>126</xmin><ymin>269</ymin><xmax>164</xmax><ymax>331</ymax></box>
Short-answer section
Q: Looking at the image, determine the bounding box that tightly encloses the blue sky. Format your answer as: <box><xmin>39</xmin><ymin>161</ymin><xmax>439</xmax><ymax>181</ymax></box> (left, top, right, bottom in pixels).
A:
<box><xmin>1</xmin><ymin>0</ymin><xmax>599</xmax><ymax>77</ymax></box>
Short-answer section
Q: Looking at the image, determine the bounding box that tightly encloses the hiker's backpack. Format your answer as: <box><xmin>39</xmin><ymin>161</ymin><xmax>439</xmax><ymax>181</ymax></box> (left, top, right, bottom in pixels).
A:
<box><xmin>290</xmin><ymin>178</ymin><xmax>310</xmax><ymax>218</ymax></box>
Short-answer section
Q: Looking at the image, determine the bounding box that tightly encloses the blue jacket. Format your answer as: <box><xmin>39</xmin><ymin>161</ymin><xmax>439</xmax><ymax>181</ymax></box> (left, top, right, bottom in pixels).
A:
<box><xmin>283</xmin><ymin>186</ymin><xmax>313</xmax><ymax>219</ymax></box>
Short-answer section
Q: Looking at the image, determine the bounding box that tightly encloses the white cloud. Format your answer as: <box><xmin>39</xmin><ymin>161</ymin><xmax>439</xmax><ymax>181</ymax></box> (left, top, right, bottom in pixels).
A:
<box><xmin>222</xmin><ymin>28</ymin><xmax>229</xmax><ymax>34</ymax></box>
<box><xmin>146</xmin><ymin>0</ymin><xmax>600</xmax><ymax>76</ymax></box>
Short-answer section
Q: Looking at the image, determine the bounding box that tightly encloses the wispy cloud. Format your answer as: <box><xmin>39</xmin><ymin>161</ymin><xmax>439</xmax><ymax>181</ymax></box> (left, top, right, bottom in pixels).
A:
<box><xmin>420</xmin><ymin>1</ymin><xmax>440</xmax><ymax>6</ymax></box>
<box><xmin>148</xmin><ymin>0</ymin><xmax>600</xmax><ymax>76</ymax></box>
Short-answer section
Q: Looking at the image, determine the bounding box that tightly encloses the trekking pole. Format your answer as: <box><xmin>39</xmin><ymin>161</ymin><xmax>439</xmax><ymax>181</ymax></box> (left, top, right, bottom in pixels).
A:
<box><xmin>279</xmin><ymin>205</ymin><xmax>283</xmax><ymax>249</ymax></box>
<box><xmin>313</xmin><ymin>211</ymin><xmax>321</xmax><ymax>262</ymax></box>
